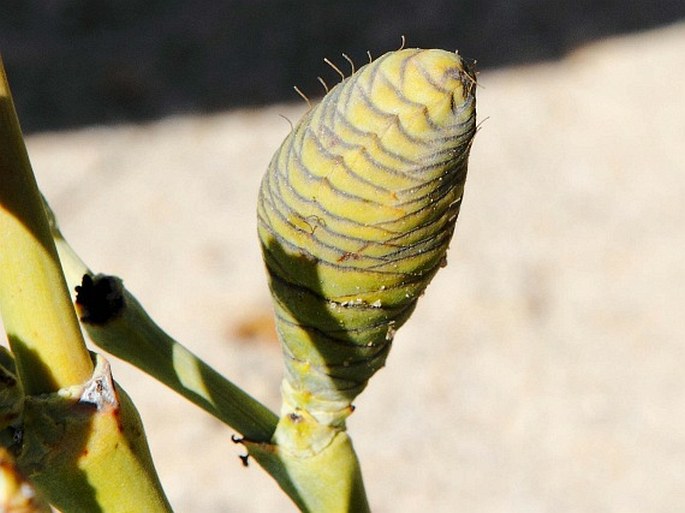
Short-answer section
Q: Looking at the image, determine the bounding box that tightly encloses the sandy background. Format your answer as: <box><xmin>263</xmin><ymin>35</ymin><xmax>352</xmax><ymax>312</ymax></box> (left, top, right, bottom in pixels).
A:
<box><xmin>7</xmin><ymin>21</ymin><xmax>685</xmax><ymax>512</ymax></box>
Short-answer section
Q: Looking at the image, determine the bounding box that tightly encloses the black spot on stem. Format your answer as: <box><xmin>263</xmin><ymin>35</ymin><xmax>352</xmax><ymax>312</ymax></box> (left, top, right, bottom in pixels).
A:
<box><xmin>75</xmin><ymin>274</ymin><xmax>125</xmax><ymax>324</ymax></box>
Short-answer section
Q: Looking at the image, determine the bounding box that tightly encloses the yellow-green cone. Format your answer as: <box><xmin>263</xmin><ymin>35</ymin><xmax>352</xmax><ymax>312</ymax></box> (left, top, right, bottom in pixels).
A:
<box><xmin>258</xmin><ymin>48</ymin><xmax>477</xmax><ymax>427</ymax></box>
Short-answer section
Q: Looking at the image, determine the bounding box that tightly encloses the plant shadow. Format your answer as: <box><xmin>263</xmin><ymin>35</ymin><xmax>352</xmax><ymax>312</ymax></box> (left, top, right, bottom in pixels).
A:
<box><xmin>262</xmin><ymin>237</ymin><xmax>405</xmax><ymax>416</ymax></box>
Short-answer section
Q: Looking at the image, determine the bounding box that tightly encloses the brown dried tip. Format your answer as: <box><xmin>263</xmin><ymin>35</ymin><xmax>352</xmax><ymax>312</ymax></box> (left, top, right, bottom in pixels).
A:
<box><xmin>75</xmin><ymin>274</ymin><xmax>125</xmax><ymax>324</ymax></box>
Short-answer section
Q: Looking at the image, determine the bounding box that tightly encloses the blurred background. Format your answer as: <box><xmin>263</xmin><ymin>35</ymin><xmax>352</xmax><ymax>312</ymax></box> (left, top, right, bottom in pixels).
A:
<box><xmin>1</xmin><ymin>0</ymin><xmax>684</xmax><ymax>131</ymax></box>
<box><xmin>2</xmin><ymin>2</ymin><xmax>685</xmax><ymax>513</ymax></box>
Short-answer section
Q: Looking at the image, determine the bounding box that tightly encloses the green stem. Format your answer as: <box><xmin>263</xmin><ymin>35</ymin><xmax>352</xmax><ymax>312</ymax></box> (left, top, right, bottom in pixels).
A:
<box><xmin>44</xmin><ymin>199</ymin><xmax>278</xmax><ymax>440</ymax></box>
<box><xmin>247</xmin><ymin>411</ymin><xmax>371</xmax><ymax>513</ymax></box>
<box><xmin>0</xmin><ymin>56</ymin><xmax>93</xmax><ymax>394</ymax></box>
<box><xmin>78</xmin><ymin>275</ymin><xmax>279</xmax><ymax>441</ymax></box>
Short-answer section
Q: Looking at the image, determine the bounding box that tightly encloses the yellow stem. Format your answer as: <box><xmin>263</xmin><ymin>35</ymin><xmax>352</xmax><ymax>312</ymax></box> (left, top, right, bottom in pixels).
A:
<box><xmin>0</xmin><ymin>56</ymin><xmax>173</xmax><ymax>513</ymax></box>
<box><xmin>0</xmin><ymin>55</ymin><xmax>93</xmax><ymax>394</ymax></box>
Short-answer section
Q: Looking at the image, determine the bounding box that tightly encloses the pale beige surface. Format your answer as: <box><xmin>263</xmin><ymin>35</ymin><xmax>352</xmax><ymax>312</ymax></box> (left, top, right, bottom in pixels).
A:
<box><xmin>12</xmin><ymin>22</ymin><xmax>685</xmax><ymax>512</ymax></box>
